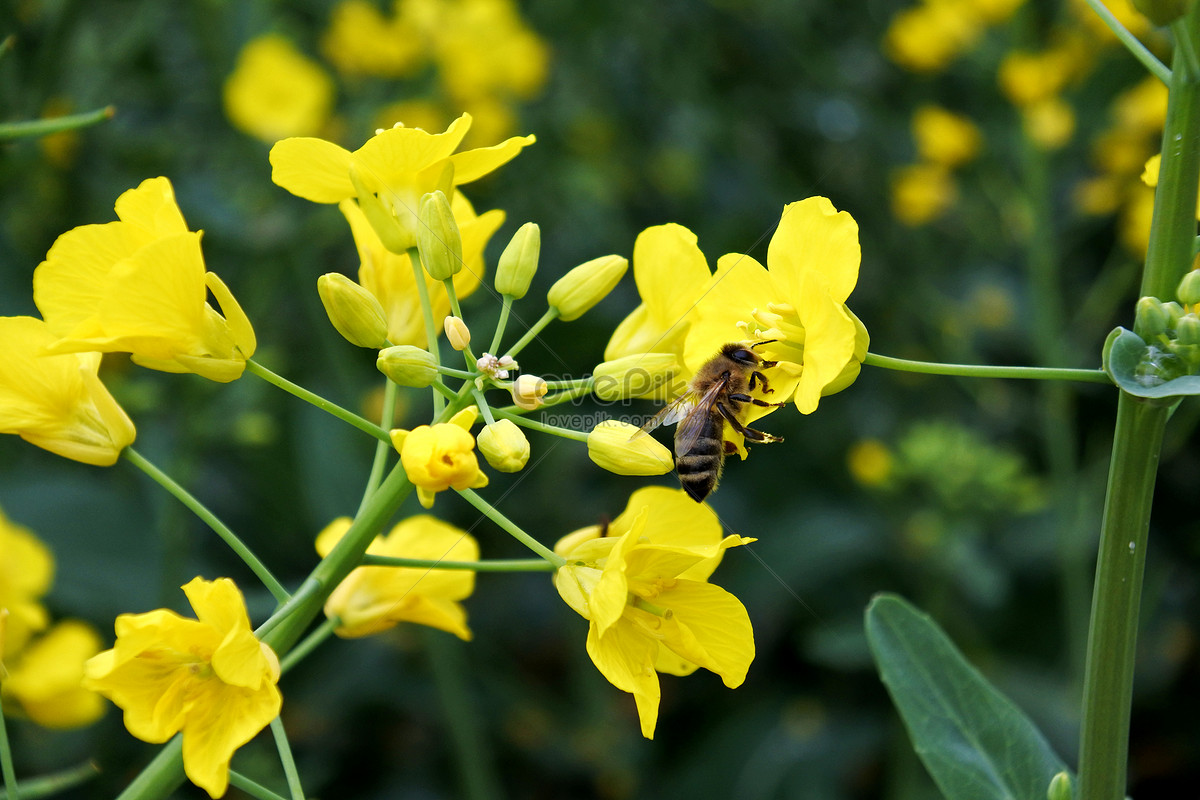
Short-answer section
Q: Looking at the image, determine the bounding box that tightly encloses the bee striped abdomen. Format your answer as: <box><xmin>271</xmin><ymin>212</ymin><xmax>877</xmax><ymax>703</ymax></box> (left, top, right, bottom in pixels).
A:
<box><xmin>675</xmin><ymin>421</ymin><xmax>725</xmax><ymax>502</ymax></box>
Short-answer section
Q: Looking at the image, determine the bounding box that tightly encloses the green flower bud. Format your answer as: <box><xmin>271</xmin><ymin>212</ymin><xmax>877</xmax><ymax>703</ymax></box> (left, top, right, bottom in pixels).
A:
<box><xmin>417</xmin><ymin>190</ymin><xmax>463</xmax><ymax>281</ymax></box>
<box><xmin>1176</xmin><ymin>312</ymin><xmax>1200</xmax><ymax>346</ymax></box>
<box><xmin>1135</xmin><ymin>296</ymin><xmax>1170</xmax><ymax>338</ymax></box>
<box><xmin>1046</xmin><ymin>771</ymin><xmax>1071</xmax><ymax>800</ymax></box>
<box><xmin>593</xmin><ymin>353</ymin><xmax>679</xmax><ymax>401</ymax></box>
<box><xmin>445</xmin><ymin>316</ymin><xmax>471</xmax><ymax>351</ymax></box>
<box><xmin>1178</xmin><ymin>269</ymin><xmax>1200</xmax><ymax>306</ymax></box>
<box><xmin>496</xmin><ymin>222</ymin><xmax>541</xmax><ymax>299</ymax></box>
<box><xmin>349</xmin><ymin>164</ymin><xmax>413</xmax><ymax>253</ymax></box>
<box><xmin>378</xmin><ymin>345</ymin><xmax>439</xmax><ymax>387</ymax></box>
<box><xmin>317</xmin><ymin>273</ymin><xmax>390</xmax><ymax>349</ymax></box>
<box><xmin>547</xmin><ymin>254</ymin><xmax>628</xmax><ymax>322</ymax></box>
<box><xmin>476</xmin><ymin>419</ymin><xmax>530</xmax><ymax>472</ymax></box>
<box><xmin>587</xmin><ymin>420</ymin><xmax>674</xmax><ymax>476</ymax></box>
<box><xmin>1162</xmin><ymin>300</ymin><xmax>1185</xmax><ymax>332</ymax></box>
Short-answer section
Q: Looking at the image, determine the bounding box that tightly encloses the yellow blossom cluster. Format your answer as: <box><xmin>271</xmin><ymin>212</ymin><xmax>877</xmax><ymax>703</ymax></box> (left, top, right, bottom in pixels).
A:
<box><xmin>890</xmin><ymin>105</ymin><xmax>982</xmax><ymax>227</ymax></box>
<box><xmin>0</xmin><ymin>508</ymin><xmax>105</xmax><ymax>729</ymax></box>
<box><xmin>884</xmin><ymin>0</ymin><xmax>1026</xmax><ymax>73</ymax></box>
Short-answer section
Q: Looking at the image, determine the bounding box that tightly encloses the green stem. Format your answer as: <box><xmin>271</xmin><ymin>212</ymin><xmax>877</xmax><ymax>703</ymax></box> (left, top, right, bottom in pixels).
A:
<box><xmin>862</xmin><ymin>352</ymin><xmax>1112</xmax><ymax>383</ymax></box>
<box><xmin>409</xmin><ymin>247</ymin><xmax>445</xmax><ymax>417</ymax></box>
<box><xmin>1077</xmin><ymin>13</ymin><xmax>1200</xmax><ymax>798</ymax></box>
<box><xmin>491</xmin><ymin>407</ymin><xmax>590</xmax><ymax>442</ymax></box>
<box><xmin>270</xmin><ymin>718</ymin><xmax>305</xmax><ymax>800</ymax></box>
<box><xmin>505</xmin><ymin>308</ymin><xmax>559</xmax><ymax>358</ymax></box>
<box><xmin>1082</xmin><ymin>0</ymin><xmax>1171</xmax><ymax>83</ymax></box>
<box><xmin>228</xmin><ymin>771</ymin><xmax>289</xmax><ymax>800</ymax></box>
<box><xmin>0</xmin><ymin>760</ymin><xmax>99</xmax><ymax>800</ymax></box>
<box><xmin>472</xmin><ymin>387</ymin><xmax>496</xmax><ymax>424</ymax></box>
<box><xmin>0</xmin><ymin>696</ymin><xmax>18</xmax><ymax>800</ymax></box>
<box><xmin>0</xmin><ymin>106</ymin><xmax>115</xmax><ymax>140</ymax></box>
<box><xmin>122</xmin><ymin>448</ymin><xmax>289</xmax><ymax>604</ymax></box>
<box><xmin>280</xmin><ymin>617</ymin><xmax>339</xmax><ymax>675</ymax></box>
<box><xmin>361</xmin><ymin>555</ymin><xmax>555</xmax><ymax>571</ymax></box>
<box><xmin>455</xmin><ymin>488</ymin><xmax>566</xmax><ymax>567</ymax></box>
<box><xmin>357</xmin><ymin>379</ymin><xmax>399</xmax><ymax>516</ymax></box>
<box><xmin>245</xmin><ymin>360</ymin><xmax>389</xmax><ymax>443</ymax></box>
<box><xmin>489</xmin><ymin>296</ymin><xmax>514</xmax><ymax>354</ymax></box>
<box><xmin>114</xmin><ymin>737</ymin><xmax>184</xmax><ymax>800</ymax></box>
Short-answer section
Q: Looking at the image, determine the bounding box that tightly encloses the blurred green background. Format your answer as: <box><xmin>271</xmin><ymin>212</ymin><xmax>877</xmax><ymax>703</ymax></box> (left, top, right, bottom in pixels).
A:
<box><xmin>2</xmin><ymin>0</ymin><xmax>1199</xmax><ymax>797</ymax></box>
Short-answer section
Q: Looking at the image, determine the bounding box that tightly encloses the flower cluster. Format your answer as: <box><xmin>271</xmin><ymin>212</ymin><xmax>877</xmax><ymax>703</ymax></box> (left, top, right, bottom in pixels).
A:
<box><xmin>0</xmin><ymin>508</ymin><xmax>105</xmax><ymax>729</ymax></box>
<box><xmin>890</xmin><ymin>105</ymin><xmax>982</xmax><ymax>227</ymax></box>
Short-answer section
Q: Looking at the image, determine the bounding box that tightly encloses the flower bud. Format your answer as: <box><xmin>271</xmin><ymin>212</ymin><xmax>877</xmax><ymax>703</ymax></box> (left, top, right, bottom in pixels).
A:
<box><xmin>349</xmin><ymin>164</ymin><xmax>413</xmax><ymax>253</ymax></box>
<box><xmin>317</xmin><ymin>273</ymin><xmax>390</xmax><ymax>349</ymax></box>
<box><xmin>1046</xmin><ymin>771</ymin><xmax>1072</xmax><ymax>800</ymax></box>
<box><xmin>587</xmin><ymin>420</ymin><xmax>674</xmax><ymax>476</ymax></box>
<box><xmin>547</xmin><ymin>255</ymin><xmax>628</xmax><ymax>322</ymax></box>
<box><xmin>1135</xmin><ymin>296</ymin><xmax>1170</xmax><ymax>338</ymax></box>
<box><xmin>593</xmin><ymin>353</ymin><xmax>679</xmax><ymax>401</ymax></box>
<box><xmin>417</xmin><ymin>190</ymin><xmax>463</xmax><ymax>281</ymax></box>
<box><xmin>496</xmin><ymin>222</ymin><xmax>540</xmax><ymax>299</ymax></box>
<box><xmin>1162</xmin><ymin>300</ymin><xmax>1185</xmax><ymax>332</ymax></box>
<box><xmin>476</xmin><ymin>419</ymin><xmax>530</xmax><ymax>472</ymax></box>
<box><xmin>445</xmin><ymin>316</ymin><xmax>471</xmax><ymax>351</ymax></box>
<box><xmin>1176</xmin><ymin>312</ymin><xmax>1200</xmax><ymax>346</ymax></box>
<box><xmin>511</xmin><ymin>374</ymin><xmax>548</xmax><ymax>410</ymax></box>
<box><xmin>378</xmin><ymin>345</ymin><xmax>439</xmax><ymax>387</ymax></box>
<box><xmin>1178</xmin><ymin>269</ymin><xmax>1200</xmax><ymax>306</ymax></box>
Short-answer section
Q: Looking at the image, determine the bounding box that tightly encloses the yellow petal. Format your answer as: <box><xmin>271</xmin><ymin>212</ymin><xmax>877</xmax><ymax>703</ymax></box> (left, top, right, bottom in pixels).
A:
<box><xmin>183</xmin><ymin>578</ymin><xmax>252</xmax><ymax>644</ymax></box>
<box><xmin>585</xmin><ymin>618</ymin><xmax>661</xmax><ymax>739</ymax></box>
<box><xmin>33</xmin><ymin>222</ymin><xmax>148</xmax><ymax>336</ymax></box>
<box><xmin>354</xmin><ymin>114</ymin><xmax>472</xmax><ymax>187</ymax></box>
<box><xmin>655</xmin><ymin>580</ymin><xmax>754</xmax><ymax>688</ymax></box>
<box><xmin>3</xmin><ymin>620</ymin><xmax>105</xmax><ymax>729</ymax></box>
<box><xmin>269</xmin><ymin>137</ymin><xmax>355</xmax><ymax>202</ymax></box>
<box><xmin>180</xmin><ymin>679</ymin><xmax>282</xmax><ymax>799</ymax></box>
<box><xmin>205</xmin><ymin>272</ymin><xmax>257</xmax><ymax>359</ymax></box>
<box><xmin>114</xmin><ymin>177</ymin><xmax>190</xmax><ymax>237</ymax></box>
<box><xmin>315</xmin><ymin>517</ymin><xmax>354</xmax><ymax>557</ymax></box>
<box><xmin>633</xmin><ymin>223</ymin><xmax>712</xmax><ymax>326</ymax></box>
<box><xmin>794</xmin><ymin>272</ymin><xmax>858</xmax><ymax>414</ymax></box>
<box><xmin>767</xmin><ymin>197</ymin><xmax>860</xmax><ymax>305</ymax></box>
<box><xmin>449</xmin><ymin>133</ymin><xmax>536</xmax><ymax>184</ymax></box>
<box><xmin>682</xmin><ymin>253</ymin><xmax>773</xmax><ymax>373</ymax></box>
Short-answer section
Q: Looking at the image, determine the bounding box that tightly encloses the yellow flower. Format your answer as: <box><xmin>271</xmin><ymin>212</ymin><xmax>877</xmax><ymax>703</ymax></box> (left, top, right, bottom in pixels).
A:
<box><xmin>0</xmin><ymin>316</ymin><xmax>136</xmax><ymax>466</ymax></box>
<box><xmin>341</xmin><ymin>194</ymin><xmax>502</xmax><ymax>347</ymax></box>
<box><xmin>317</xmin><ymin>516</ymin><xmax>478</xmax><ymax>639</ymax></box>
<box><xmin>912</xmin><ymin>105</ymin><xmax>981</xmax><ymax>168</ymax></box>
<box><xmin>682</xmin><ymin>198</ymin><xmax>869</xmax><ymax>415</ymax></box>
<box><xmin>2</xmin><ymin>620</ymin><xmax>105</xmax><ymax>729</ymax></box>
<box><xmin>391</xmin><ymin>407</ymin><xmax>488</xmax><ymax>508</ymax></box>
<box><xmin>321</xmin><ymin>0</ymin><xmax>428</xmax><ymax>78</ymax></box>
<box><xmin>1021</xmin><ymin>97</ymin><xmax>1075</xmax><ymax>150</ymax></box>
<box><xmin>32</xmin><ymin>177</ymin><xmax>257</xmax><ymax>383</ymax></box>
<box><xmin>84</xmin><ymin>577</ymin><xmax>282</xmax><ymax>799</ymax></box>
<box><xmin>428</xmin><ymin>0</ymin><xmax>551</xmax><ymax>104</ymax></box>
<box><xmin>553</xmin><ymin>486</ymin><xmax>755</xmax><ymax>739</ymax></box>
<box><xmin>847</xmin><ymin>439</ymin><xmax>894</xmax><ymax>487</ymax></box>
<box><xmin>269</xmin><ymin>113</ymin><xmax>533</xmax><ymax>251</ymax></box>
<box><xmin>997</xmin><ymin>48</ymin><xmax>1079</xmax><ymax>108</ymax></box>
<box><xmin>883</xmin><ymin>1</ymin><xmax>984</xmax><ymax>73</ymax></box>
<box><xmin>891</xmin><ymin>163</ymin><xmax>957</xmax><ymax>227</ymax></box>
<box><xmin>0</xmin><ymin>508</ymin><xmax>53</xmax><ymax>659</ymax></box>
<box><xmin>223</xmin><ymin>34</ymin><xmax>335</xmax><ymax>143</ymax></box>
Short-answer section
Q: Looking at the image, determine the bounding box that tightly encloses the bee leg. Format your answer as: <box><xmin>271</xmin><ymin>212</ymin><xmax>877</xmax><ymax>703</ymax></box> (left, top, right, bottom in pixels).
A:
<box><xmin>748</xmin><ymin>368</ymin><xmax>777</xmax><ymax>394</ymax></box>
<box><xmin>728</xmin><ymin>392</ymin><xmax>787</xmax><ymax>409</ymax></box>
<box><xmin>717</xmin><ymin>402</ymin><xmax>785</xmax><ymax>444</ymax></box>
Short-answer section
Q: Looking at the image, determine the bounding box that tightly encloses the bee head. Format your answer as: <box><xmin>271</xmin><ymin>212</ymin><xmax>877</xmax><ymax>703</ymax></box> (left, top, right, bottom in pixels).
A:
<box><xmin>722</xmin><ymin>339</ymin><xmax>776</xmax><ymax>366</ymax></box>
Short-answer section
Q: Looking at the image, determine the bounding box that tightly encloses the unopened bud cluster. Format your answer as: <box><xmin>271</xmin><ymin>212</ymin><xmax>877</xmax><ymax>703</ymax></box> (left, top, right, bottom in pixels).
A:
<box><xmin>1133</xmin><ymin>273</ymin><xmax>1200</xmax><ymax>382</ymax></box>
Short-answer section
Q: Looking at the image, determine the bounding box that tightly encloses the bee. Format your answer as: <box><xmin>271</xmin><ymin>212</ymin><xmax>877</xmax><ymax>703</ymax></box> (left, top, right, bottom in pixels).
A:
<box><xmin>638</xmin><ymin>341</ymin><xmax>786</xmax><ymax>502</ymax></box>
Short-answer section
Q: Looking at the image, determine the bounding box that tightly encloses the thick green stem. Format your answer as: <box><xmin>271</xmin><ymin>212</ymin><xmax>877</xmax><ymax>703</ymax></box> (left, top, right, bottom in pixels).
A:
<box><xmin>1077</xmin><ymin>13</ymin><xmax>1200</xmax><ymax>798</ymax></box>
<box><xmin>862</xmin><ymin>352</ymin><xmax>1111</xmax><ymax>383</ymax></box>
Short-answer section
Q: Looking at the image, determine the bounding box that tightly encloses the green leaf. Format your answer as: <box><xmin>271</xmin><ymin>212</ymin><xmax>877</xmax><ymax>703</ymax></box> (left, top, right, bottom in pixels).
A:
<box><xmin>1103</xmin><ymin>326</ymin><xmax>1200</xmax><ymax>400</ymax></box>
<box><xmin>865</xmin><ymin>593</ymin><xmax>1070</xmax><ymax>800</ymax></box>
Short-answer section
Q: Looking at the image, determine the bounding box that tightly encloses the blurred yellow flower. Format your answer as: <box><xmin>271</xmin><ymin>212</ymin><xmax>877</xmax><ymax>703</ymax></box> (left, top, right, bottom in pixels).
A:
<box><xmin>341</xmin><ymin>194</ymin><xmax>501</xmax><ymax>347</ymax></box>
<box><xmin>270</xmin><ymin>113</ymin><xmax>533</xmax><ymax>251</ymax></box>
<box><xmin>0</xmin><ymin>316</ymin><xmax>136</xmax><ymax>466</ymax></box>
<box><xmin>912</xmin><ymin>105</ymin><xmax>982</xmax><ymax>168</ymax></box>
<box><xmin>847</xmin><ymin>439</ymin><xmax>894</xmax><ymax>487</ymax></box>
<box><xmin>391</xmin><ymin>407</ymin><xmax>488</xmax><ymax>508</ymax></box>
<box><xmin>223</xmin><ymin>34</ymin><xmax>335</xmax><ymax>143</ymax></box>
<box><xmin>0</xmin><ymin>508</ymin><xmax>52</xmax><ymax>659</ymax></box>
<box><xmin>430</xmin><ymin>0</ymin><xmax>551</xmax><ymax>104</ymax></box>
<box><xmin>884</xmin><ymin>1</ymin><xmax>984</xmax><ymax>73</ymax></box>
<box><xmin>891</xmin><ymin>163</ymin><xmax>957</xmax><ymax>227</ymax></box>
<box><xmin>553</xmin><ymin>486</ymin><xmax>755</xmax><ymax>739</ymax></box>
<box><xmin>1119</xmin><ymin>184</ymin><xmax>1156</xmax><ymax>255</ymax></box>
<box><xmin>85</xmin><ymin>577</ymin><xmax>282</xmax><ymax>799</ymax></box>
<box><xmin>322</xmin><ymin>0</ymin><xmax>427</xmax><ymax>77</ymax></box>
<box><xmin>2</xmin><ymin>620</ymin><xmax>105</xmax><ymax>729</ymax></box>
<box><xmin>33</xmin><ymin>177</ymin><xmax>257</xmax><ymax>383</ymax></box>
<box><xmin>1021</xmin><ymin>97</ymin><xmax>1075</xmax><ymax>150</ymax></box>
<box><xmin>998</xmin><ymin>48</ymin><xmax>1078</xmax><ymax>108</ymax></box>
<box><xmin>317</xmin><ymin>516</ymin><xmax>478</xmax><ymax>639</ymax></box>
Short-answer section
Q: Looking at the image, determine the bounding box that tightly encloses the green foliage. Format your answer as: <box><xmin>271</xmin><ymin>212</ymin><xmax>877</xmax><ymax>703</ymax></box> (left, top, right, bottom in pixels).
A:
<box><xmin>865</xmin><ymin>593</ymin><xmax>1070</xmax><ymax>800</ymax></box>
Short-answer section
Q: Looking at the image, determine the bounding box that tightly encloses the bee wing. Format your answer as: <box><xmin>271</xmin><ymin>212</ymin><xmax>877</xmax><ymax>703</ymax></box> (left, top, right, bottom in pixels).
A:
<box><xmin>633</xmin><ymin>391</ymin><xmax>699</xmax><ymax>438</ymax></box>
<box><xmin>674</xmin><ymin>377</ymin><xmax>728</xmax><ymax>456</ymax></box>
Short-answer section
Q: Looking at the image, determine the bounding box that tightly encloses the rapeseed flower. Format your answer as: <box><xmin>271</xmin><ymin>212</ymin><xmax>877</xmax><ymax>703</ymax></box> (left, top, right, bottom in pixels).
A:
<box><xmin>32</xmin><ymin>177</ymin><xmax>256</xmax><ymax>383</ymax></box>
<box><xmin>0</xmin><ymin>316</ymin><xmax>136</xmax><ymax>465</ymax></box>
<box><xmin>318</xmin><ymin>516</ymin><xmax>478</xmax><ymax>639</ymax></box>
<box><xmin>2</xmin><ymin>620</ymin><xmax>105</xmax><ymax>729</ymax></box>
<box><xmin>269</xmin><ymin>113</ymin><xmax>533</xmax><ymax>251</ymax></box>
<box><xmin>890</xmin><ymin>163</ymin><xmax>957</xmax><ymax>227</ymax></box>
<box><xmin>553</xmin><ymin>486</ymin><xmax>755</xmax><ymax>738</ymax></box>
<box><xmin>223</xmin><ymin>34</ymin><xmax>334</xmax><ymax>143</ymax></box>
<box><xmin>84</xmin><ymin>577</ymin><xmax>282</xmax><ymax>799</ymax></box>
<box><xmin>912</xmin><ymin>105</ymin><xmax>982</xmax><ymax>168</ymax></box>
<box><xmin>321</xmin><ymin>0</ymin><xmax>426</xmax><ymax>77</ymax></box>
<box><xmin>0</xmin><ymin>508</ymin><xmax>53</xmax><ymax>659</ymax></box>
<box><xmin>391</xmin><ymin>407</ymin><xmax>488</xmax><ymax>508</ymax></box>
